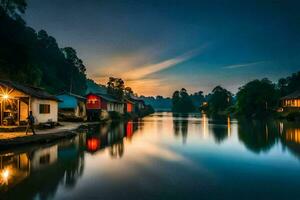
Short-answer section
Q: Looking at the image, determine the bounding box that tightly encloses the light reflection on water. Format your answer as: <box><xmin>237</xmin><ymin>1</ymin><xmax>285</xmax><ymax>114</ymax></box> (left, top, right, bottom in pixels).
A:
<box><xmin>1</xmin><ymin>112</ymin><xmax>300</xmax><ymax>200</ymax></box>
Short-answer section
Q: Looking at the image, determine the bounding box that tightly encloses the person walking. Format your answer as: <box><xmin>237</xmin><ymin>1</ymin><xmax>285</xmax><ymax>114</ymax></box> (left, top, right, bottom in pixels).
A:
<box><xmin>26</xmin><ymin>111</ymin><xmax>36</xmax><ymax>135</ymax></box>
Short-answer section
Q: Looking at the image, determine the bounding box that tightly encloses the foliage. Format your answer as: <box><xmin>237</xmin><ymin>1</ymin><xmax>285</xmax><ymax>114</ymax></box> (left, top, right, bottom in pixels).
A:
<box><xmin>286</xmin><ymin>112</ymin><xmax>300</xmax><ymax>122</ymax></box>
<box><xmin>0</xmin><ymin>7</ymin><xmax>87</xmax><ymax>95</ymax></box>
<box><xmin>236</xmin><ymin>79</ymin><xmax>280</xmax><ymax>117</ymax></box>
<box><xmin>207</xmin><ymin>86</ymin><xmax>232</xmax><ymax>114</ymax></box>
<box><xmin>190</xmin><ymin>91</ymin><xmax>205</xmax><ymax>108</ymax></box>
<box><xmin>172</xmin><ymin>88</ymin><xmax>195</xmax><ymax>113</ymax></box>
<box><xmin>278</xmin><ymin>71</ymin><xmax>300</xmax><ymax>96</ymax></box>
<box><xmin>0</xmin><ymin>0</ymin><xmax>27</xmax><ymax>21</ymax></box>
<box><xmin>107</xmin><ymin>77</ymin><xmax>125</xmax><ymax>100</ymax></box>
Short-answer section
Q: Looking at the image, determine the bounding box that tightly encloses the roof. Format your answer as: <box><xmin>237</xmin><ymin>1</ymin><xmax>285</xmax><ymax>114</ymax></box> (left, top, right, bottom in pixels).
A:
<box><xmin>124</xmin><ymin>97</ymin><xmax>135</xmax><ymax>104</ymax></box>
<box><xmin>56</xmin><ymin>92</ymin><xmax>86</xmax><ymax>101</ymax></box>
<box><xmin>87</xmin><ymin>92</ymin><xmax>123</xmax><ymax>104</ymax></box>
<box><xmin>0</xmin><ymin>80</ymin><xmax>60</xmax><ymax>101</ymax></box>
<box><xmin>281</xmin><ymin>90</ymin><xmax>300</xmax><ymax>100</ymax></box>
<box><xmin>128</xmin><ymin>94</ymin><xmax>144</xmax><ymax>102</ymax></box>
<box><xmin>56</xmin><ymin>92</ymin><xmax>86</xmax><ymax>109</ymax></box>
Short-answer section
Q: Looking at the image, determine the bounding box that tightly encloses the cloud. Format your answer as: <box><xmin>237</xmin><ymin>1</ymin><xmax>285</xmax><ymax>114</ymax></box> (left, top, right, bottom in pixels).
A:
<box><xmin>124</xmin><ymin>45</ymin><xmax>208</xmax><ymax>80</ymax></box>
<box><xmin>223</xmin><ymin>61</ymin><xmax>265</xmax><ymax>69</ymax></box>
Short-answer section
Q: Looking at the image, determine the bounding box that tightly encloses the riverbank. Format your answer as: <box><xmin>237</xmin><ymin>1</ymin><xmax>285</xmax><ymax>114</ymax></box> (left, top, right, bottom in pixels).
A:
<box><xmin>0</xmin><ymin>122</ymin><xmax>98</xmax><ymax>150</ymax></box>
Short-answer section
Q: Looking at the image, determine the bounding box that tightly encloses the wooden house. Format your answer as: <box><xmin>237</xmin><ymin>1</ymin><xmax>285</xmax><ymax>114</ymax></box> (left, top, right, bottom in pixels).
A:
<box><xmin>56</xmin><ymin>92</ymin><xmax>86</xmax><ymax>119</ymax></box>
<box><xmin>86</xmin><ymin>93</ymin><xmax>124</xmax><ymax>120</ymax></box>
<box><xmin>124</xmin><ymin>98</ymin><xmax>134</xmax><ymax>113</ymax></box>
<box><xmin>128</xmin><ymin>94</ymin><xmax>145</xmax><ymax>113</ymax></box>
<box><xmin>281</xmin><ymin>90</ymin><xmax>300</xmax><ymax>111</ymax></box>
<box><xmin>0</xmin><ymin>80</ymin><xmax>59</xmax><ymax>126</ymax></box>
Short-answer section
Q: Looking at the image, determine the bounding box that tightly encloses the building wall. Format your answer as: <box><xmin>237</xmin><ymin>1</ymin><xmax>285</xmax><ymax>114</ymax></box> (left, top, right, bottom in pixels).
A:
<box><xmin>107</xmin><ymin>102</ymin><xmax>124</xmax><ymax>114</ymax></box>
<box><xmin>31</xmin><ymin>98</ymin><xmax>58</xmax><ymax>123</ymax></box>
<box><xmin>86</xmin><ymin>94</ymin><xmax>101</xmax><ymax>110</ymax></box>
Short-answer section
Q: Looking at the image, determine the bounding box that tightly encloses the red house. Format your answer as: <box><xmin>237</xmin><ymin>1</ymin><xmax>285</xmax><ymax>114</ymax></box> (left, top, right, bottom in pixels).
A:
<box><xmin>124</xmin><ymin>99</ymin><xmax>134</xmax><ymax>113</ymax></box>
<box><xmin>86</xmin><ymin>93</ymin><xmax>124</xmax><ymax>120</ymax></box>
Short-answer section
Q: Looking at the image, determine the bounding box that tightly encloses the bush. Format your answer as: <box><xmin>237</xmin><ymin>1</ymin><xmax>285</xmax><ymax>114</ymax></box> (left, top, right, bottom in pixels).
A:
<box><xmin>286</xmin><ymin>111</ymin><xmax>300</xmax><ymax>121</ymax></box>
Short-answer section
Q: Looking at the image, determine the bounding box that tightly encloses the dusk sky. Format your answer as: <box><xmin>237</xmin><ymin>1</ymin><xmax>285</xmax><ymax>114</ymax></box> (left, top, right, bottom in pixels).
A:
<box><xmin>25</xmin><ymin>0</ymin><xmax>300</xmax><ymax>96</ymax></box>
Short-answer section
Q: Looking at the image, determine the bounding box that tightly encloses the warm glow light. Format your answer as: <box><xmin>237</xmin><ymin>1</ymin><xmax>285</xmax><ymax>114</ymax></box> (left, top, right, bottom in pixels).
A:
<box><xmin>1</xmin><ymin>169</ymin><xmax>10</xmax><ymax>184</ymax></box>
<box><xmin>2</xmin><ymin>94</ymin><xmax>9</xmax><ymax>99</ymax></box>
<box><xmin>227</xmin><ymin>116</ymin><xmax>231</xmax><ymax>137</ymax></box>
<box><xmin>202</xmin><ymin>114</ymin><xmax>208</xmax><ymax>138</ymax></box>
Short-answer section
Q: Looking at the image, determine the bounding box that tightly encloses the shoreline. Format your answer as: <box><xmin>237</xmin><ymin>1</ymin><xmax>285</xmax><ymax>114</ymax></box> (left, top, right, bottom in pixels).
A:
<box><xmin>0</xmin><ymin>112</ymin><xmax>154</xmax><ymax>151</ymax></box>
<box><xmin>0</xmin><ymin>122</ymin><xmax>98</xmax><ymax>151</ymax></box>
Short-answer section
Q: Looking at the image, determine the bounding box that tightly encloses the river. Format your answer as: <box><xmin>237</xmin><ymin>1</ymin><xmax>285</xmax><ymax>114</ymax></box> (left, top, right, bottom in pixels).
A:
<box><xmin>1</xmin><ymin>112</ymin><xmax>300</xmax><ymax>200</ymax></box>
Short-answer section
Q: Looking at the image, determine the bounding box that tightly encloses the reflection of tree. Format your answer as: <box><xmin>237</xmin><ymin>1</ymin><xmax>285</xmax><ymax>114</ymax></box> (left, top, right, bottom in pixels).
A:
<box><xmin>172</xmin><ymin>113</ymin><xmax>189</xmax><ymax>144</ymax></box>
<box><xmin>210</xmin><ymin>116</ymin><xmax>228</xmax><ymax>144</ymax></box>
<box><xmin>238</xmin><ymin>120</ymin><xmax>278</xmax><ymax>153</ymax></box>
<box><xmin>211</xmin><ymin>125</ymin><xmax>227</xmax><ymax>143</ymax></box>
<box><xmin>173</xmin><ymin>119</ymin><xmax>180</xmax><ymax>137</ymax></box>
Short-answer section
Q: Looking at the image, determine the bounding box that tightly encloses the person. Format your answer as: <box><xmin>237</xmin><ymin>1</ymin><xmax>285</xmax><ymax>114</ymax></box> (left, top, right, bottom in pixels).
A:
<box><xmin>26</xmin><ymin>111</ymin><xmax>36</xmax><ymax>135</ymax></box>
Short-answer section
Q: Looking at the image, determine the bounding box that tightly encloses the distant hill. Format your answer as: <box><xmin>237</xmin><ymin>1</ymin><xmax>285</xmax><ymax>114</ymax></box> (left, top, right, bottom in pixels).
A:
<box><xmin>86</xmin><ymin>79</ymin><xmax>107</xmax><ymax>94</ymax></box>
<box><xmin>141</xmin><ymin>96</ymin><xmax>172</xmax><ymax>111</ymax></box>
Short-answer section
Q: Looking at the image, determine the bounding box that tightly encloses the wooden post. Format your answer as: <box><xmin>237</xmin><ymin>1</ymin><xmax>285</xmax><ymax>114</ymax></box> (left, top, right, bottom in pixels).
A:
<box><xmin>17</xmin><ymin>99</ymin><xmax>20</xmax><ymax>126</ymax></box>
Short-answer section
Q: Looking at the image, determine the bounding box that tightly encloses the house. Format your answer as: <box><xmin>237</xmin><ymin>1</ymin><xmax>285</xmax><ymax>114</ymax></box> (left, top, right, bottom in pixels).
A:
<box><xmin>86</xmin><ymin>93</ymin><xmax>124</xmax><ymax>120</ymax></box>
<box><xmin>56</xmin><ymin>92</ymin><xmax>86</xmax><ymax>119</ymax></box>
<box><xmin>0</xmin><ymin>80</ymin><xmax>59</xmax><ymax>126</ymax></box>
<box><xmin>128</xmin><ymin>94</ymin><xmax>145</xmax><ymax>113</ymax></box>
<box><xmin>281</xmin><ymin>90</ymin><xmax>300</xmax><ymax>111</ymax></box>
<box><xmin>124</xmin><ymin>98</ymin><xmax>134</xmax><ymax>113</ymax></box>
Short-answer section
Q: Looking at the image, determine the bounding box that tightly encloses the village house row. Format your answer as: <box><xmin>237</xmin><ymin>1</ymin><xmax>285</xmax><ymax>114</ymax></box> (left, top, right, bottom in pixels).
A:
<box><xmin>0</xmin><ymin>80</ymin><xmax>146</xmax><ymax>126</ymax></box>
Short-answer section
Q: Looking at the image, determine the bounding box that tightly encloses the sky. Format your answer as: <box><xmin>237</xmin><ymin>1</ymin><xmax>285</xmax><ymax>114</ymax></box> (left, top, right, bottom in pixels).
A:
<box><xmin>25</xmin><ymin>0</ymin><xmax>300</xmax><ymax>96</ymax></box>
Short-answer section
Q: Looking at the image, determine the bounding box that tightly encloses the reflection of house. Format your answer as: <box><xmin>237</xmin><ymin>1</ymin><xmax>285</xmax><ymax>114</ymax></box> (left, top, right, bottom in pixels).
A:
<box><xmin>0</xmin><ymin>153</ymin><xmax>30</xmax><ymax>189</ymax></box>
<box><xmin>86</xmin><ymin>93</ymin><xmax>124</xmax><ymax>120</ymax></box>
<box><xmin>0</xmin><ymin>80</ymin><xmax>59</xmax><ymax>126</ymax></box>
<box><xmin>31</xmin><ymin>145</ymin><xmax>58</xmax><ymax>170</ymax></box>
<box><xmin>56</xmin><ymin>92</ymin><xmax>86</xmax><ymax>119</ymax></box>
<box><xmin>281</xmin><ymin>90</ymin><xmax>300</xmax><ymax>111</ymax></box>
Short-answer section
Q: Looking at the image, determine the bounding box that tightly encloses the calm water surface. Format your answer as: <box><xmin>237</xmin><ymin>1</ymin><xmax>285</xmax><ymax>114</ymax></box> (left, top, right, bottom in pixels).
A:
<box><xmin>1</xmin><ymin>112</ymin><xmax>300</xmax><ymax>200</ymax></box>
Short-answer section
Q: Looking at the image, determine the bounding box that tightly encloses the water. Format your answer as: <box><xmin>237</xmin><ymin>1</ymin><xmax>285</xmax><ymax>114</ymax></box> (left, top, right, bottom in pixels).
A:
<box><xmin>1</xmin><ymin>112</ymin><xmax>300</xmax><ymax>200</ymax></box>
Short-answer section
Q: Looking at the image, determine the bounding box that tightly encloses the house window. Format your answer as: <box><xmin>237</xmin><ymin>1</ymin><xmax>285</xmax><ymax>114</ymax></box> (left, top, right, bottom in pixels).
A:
<box><xmin>39</xmin><ymin>104</ymin><xmax>50</xmax><ymax>114</ymax></box>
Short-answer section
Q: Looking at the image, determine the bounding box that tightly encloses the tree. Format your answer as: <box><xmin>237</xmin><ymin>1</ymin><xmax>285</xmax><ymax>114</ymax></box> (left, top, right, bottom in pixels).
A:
<box><xmin>172</xmin><ymin>88</ymin><xmax>195</xmax><ymax>113</ymax></box>
<box><xmin>172</xmin><ymin>91</ymin><xmax>180</xmax><ymax>112</ymax></box>
<box><xmin>277</xmin><ymin>71</ymin><xmax>300</xmax><ymax>96</ymax></box>
<box><xmin>124</xmin><ymin>87</ymin><xmax>133</xmax><ymax>96</ymax></box>
<box><xmin>62</xmin><ymin>47</ymin><xmax>86</xmax><ymax>74</ymax></box>
<box><xmin>0</xmin><ymin>11</ymin><xmax>87</xmax><ymax>95</ymax></box>
<box><xmin>107</xmin><ymin>77</ymin><xmax>125</xmax><ymax>100</ymax></box>
<box><xmin>190</xmin><ymin>91</ymin><xmax>205</xmax><ymax>108</ymax></box>
<box><xmin>0</xmin><ymin>0</ymin><xmax>27</xmax><ymax>20</ymax></box>
<box><xmin>207</xmin><ymin>86</ymin><xmax>232</xmax><ymax>114</ymax></box>
<box><xmin>236</xmin><ymin>78</ymin><xmax>280</xmax><ymax>117</ymax></box>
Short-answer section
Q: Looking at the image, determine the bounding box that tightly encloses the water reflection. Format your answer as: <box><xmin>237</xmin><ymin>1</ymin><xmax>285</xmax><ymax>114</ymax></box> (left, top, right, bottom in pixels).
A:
<box><xmin>237</xmin><ymin>120</ymin><xmax>278</xmax><ymax>153</ymax></box>
<box><xmin>209</xmin><ymin>116</ymin><xmax>230</xmax><ymax>144</ymax></box>
<box><xmin>172</xmin><ymin>113</ymin><xmax>189</xmax><ymax>144</ymax></box>
<box><xmin>1</xmin><ymin>113</ymin><xmax>300</xmax><ymax>199</ymax></box>
<box><xmin>0</xmin><ymin>121</ymin><xmax>139</xmax><ymax>199</ymax></box>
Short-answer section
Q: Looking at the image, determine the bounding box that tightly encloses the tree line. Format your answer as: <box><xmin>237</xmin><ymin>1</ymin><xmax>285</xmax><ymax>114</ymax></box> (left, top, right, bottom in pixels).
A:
<box><xmin>171</xmin><ymin>71</ymin><xmax>300</xmax><ymax>117</ymax></box>
<box><xmin>0</xmin><ymin>0</ymin><xmax>87</xmax><ymax>95</ymax></box>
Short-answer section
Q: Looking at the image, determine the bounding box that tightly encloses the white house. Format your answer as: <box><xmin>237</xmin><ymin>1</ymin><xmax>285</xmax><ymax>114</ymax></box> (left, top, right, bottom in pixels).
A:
<box><xmin>0</xmin><ymin>80</ymin><xmax>59</xmax><ymax>126</ymax></box>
